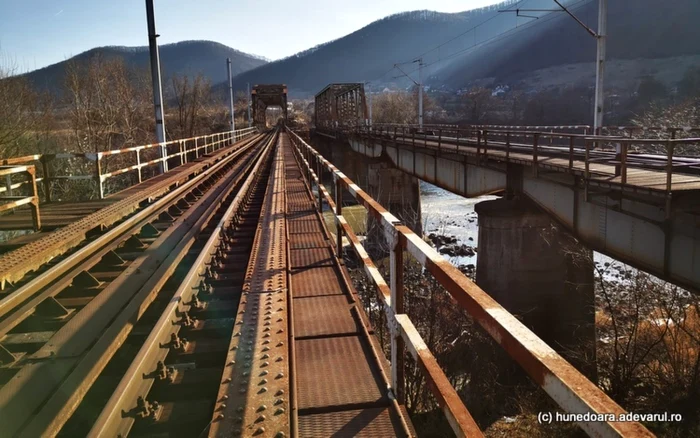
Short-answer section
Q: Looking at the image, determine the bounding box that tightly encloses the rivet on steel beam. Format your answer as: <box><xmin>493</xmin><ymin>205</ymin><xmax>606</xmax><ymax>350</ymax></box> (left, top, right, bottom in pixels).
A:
<box><xmin>275</xmin><ymin>390</ymin><xmax>285</xmax><ymax>396</ymax></box>
<box><xmin>258</xmin><ymin>405</ymin><xmax>267</xmax><ymax>412</ymax></box>
<box><xmin>217</xmin><ymin>413</ymin><xmax>225</xmax><ymax>420</ymax></box>
<box><xmin>260</xmin><ymin>370</ymin><xmax>268</xmax><ymax>376</ymax></box>
<box><xmin>257</xmin><ymin>415</ymin><xmax>266</xmax><ymax>422</ymax></box>
<box><xmin>274</xmin><ymin>399</ymin><xmax>284</xmax><ymax>405</ymax></box>
<box><xmin>275</xmin><ymin>408</ymin><xmax>285</xmax><ymax>415</ymax></box>
<box><xmin>256</xmin><ymin>427</ymin><xmax>265</xmax><ymax>435</ymax></box>
<box><xmin>259</xmin><ymin>387</ymin><xmax>267</xmax><ymax>394</ymax></box>
<box><xmin>276</xmin><ymin>373</ymin><xmax>284</xmax><ymax>379</ymax></box>
<box><xmin>275</xmin><ymin>357</ymin><xmax>283</xmax><ymax>362</ymax></box>
<box><xmin>262</xmin><ymin>361</ymin><xmax>269</xmax><ymax>367</ymax></box>
<box><xmin>229</xmin><ymin>360</ymin><xmax>235</xmax><ymax>366</ymax></box>
<box><xmin>262</xmin><ymin>347</ymin><xmax>270</xmax><ymax>352</ymax></box>
<box><xmin>260</xmin><ymin>378</ymin><xmax>268</xmax><ymax>385</ymax></box>
<box><xmin>276</xmin><ymin>342</ymin><xmax>284</xmax><ymax>347</ymax></box>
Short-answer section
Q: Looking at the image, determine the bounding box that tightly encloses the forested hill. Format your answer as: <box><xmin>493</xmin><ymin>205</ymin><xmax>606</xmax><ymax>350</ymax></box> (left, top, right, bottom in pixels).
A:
<box><xmin>229</xmin><ymin>0</ymin><xmax>700</xmax><ymax>96</ymax></box>
<box><xmin>23</xmin><ymin>40</ymin><xmax>268</xmax><ymax>94</ymax></box>
<box><xmin>229</xmin><ymin>2</ymin><xmax>519</xmax><ymax>95</ymax></box>
<box><xmin>433</xmin><ymin>0</ymin><xmax>700</xmax><ymax>89</ymax></box>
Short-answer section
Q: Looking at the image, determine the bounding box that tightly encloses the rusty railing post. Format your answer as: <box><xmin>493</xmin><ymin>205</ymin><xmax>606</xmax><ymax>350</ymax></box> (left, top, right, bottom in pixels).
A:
<box><xmin>136</xmin><ymin>148</ymin><xmax>142</xmax><ymax>183</ymax></box>
<box><xmin>476</xmin><ymin>130</ymin><xmax>481</xmax><ymax>161</ymax></box>
<box><xmin>584</xmin><ymin>139</ymin><xmax>591</xmax><ymax>181</ymax></box>
<box><xmin>568</xmin><ymin>136</ymin><xmax>574</xmax><ymax>172</ymax></box>
<box><xmin>483</xmin><ymin>130</ymin><xmax>488</xmax><ymax>161</ymax></box>
<box><xmin>620</xmin><ymin>142</ymin><xmax>628</xmax><ymax>185</ymax></box>
<box><xmin>95</xmin><ymin>153</ymin><xmax>104</xmax><ymax>199</ymax></box>
<box><xmin>27</xmin><ymin>167</ymin><xmax>41</xmax><ymax>231</ymax></box>
<box><xmin>438</xmin><ymin>129</ymin><xmax>442</xmax><ymax>150</ymax></box>
<box><xmin>506</xmin><ymin>132</ymin><xmax>511</xmax><ymax>163</ymax></box>
<box><xmin>317</xmin><ymin>157</ymin><xmax>323</xmax><ymax>211</ymax></box>
<box><xmin>41</xmin><ymin>156</ymin><xmax>52</xmax><ymax>203</ymax></box>
<box><xmin>390</xmin><ymin>229</ymin><xmax>405</xmax><ymax>404</ymax></box>
<box><xmin>666</xmin><ymin>140</ymin><xmax>674</xmax><ymax>201</ymax></box>
<box><xmin>335</xmin><ymin>178</ymin><xmax>343</xmax><ymax>258</ymax></box>
<box><xmin>456</xmin><ymin>129</ymin><xmax>460</xmax><ymax>153</ymax></box>
<box><xmin>532</xmin><ymin>133</ymin><xmax>539</xmax><ymax>177</ymax></box>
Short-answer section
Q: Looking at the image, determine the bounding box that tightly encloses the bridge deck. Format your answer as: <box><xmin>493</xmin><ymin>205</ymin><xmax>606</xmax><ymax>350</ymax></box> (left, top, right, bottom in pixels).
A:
<box><xmin>283</xmin><ymin>134</ymin><xmax>410</xmax><ymax>436</ymax></box>
<box><xmin>374</xmin><ymin>133</ymin><xmax>700</xmax><ymax>194</ymax></box>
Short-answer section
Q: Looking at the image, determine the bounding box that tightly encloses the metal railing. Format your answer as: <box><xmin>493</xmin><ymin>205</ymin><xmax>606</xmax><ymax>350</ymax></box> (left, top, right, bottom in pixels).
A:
<box><xmin>288</xmin><ymin>128</ymin><xmax>653</xmax><ymax>437</ymax></box>
<box><xmin>353</xmin><ymin>125</ymin><xmax>700</xmax><ymax>203</ymax></box>
<box><xmin>0</xmin><ymin>127</ymin><xmax>258</xmax><ymax>202</ymax></box>
<box><xmin>0</xmin><ymin>165</ymin><xmax>40</xmax><ymax>230</ymax></box>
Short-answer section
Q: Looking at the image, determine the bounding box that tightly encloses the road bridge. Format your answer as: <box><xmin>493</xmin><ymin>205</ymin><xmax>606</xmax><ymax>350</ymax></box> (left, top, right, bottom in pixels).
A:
<box><xmin>315</xmin><ymin>124</ymin><xmax>700</xmax><ymax>293</ymax></box>
<box><xmin>0</xmin><ymin>126</ymin><xmax>655</xmax><ymax>437</ymax></box>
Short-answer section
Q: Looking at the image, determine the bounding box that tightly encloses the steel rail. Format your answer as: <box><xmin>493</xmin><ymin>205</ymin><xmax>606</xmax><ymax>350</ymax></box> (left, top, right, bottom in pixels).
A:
<box><xmin>0</xmin><ymin>133</ymin><xmax>264</xmax><ymax>330</ymax></box>
<box><xmin>86</xmin><ymin>131</ymin><xmax>277</xmax><ymax>437</ymax></box>
<box><xmin>0</xmin><ymin>133</ymin><xmax>273</xmax><ymax>437</ymax></box>
<box><xmin>288</xmin><ymin>129</ymin><xmax>654</xmax><ymax>437</ymax></box>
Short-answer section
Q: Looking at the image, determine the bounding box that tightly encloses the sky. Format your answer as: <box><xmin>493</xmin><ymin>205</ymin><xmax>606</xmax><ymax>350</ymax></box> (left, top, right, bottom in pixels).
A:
<box><xmin>0</xmin><ymin>0</ymin><xmax>501</xmax><ymax>72</ymax></box>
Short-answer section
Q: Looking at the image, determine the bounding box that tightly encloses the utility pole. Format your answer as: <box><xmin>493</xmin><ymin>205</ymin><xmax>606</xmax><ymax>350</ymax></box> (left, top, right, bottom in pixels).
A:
<box><xmin>247</xmin><ymin>83</ymin><xmax>252</xmax><ymax>127</ymax></box>
<box><xmin>417</xmin><ymin>58</ymin><xmax>424</xmax><ymax>130</ymax></box>
<box><xmin>593</xmin><ymin>0</ymin><xmax>607</xmax><ymax>134</ymax></box>
<box><xmin>145</xmin><ymin>0</ymin><xmax>167</xmax><ymax>173</ymax></box>
<box><xmin>227</xmin><ymin>58</ymin><xmax>235</xmax><ymax>132</ymax></box>
<box><xmin>500</xmin><ymin>1</ymin><xmax>607</xmax><ymax>131</ymax></box>
<box><xmin>364</xmin><ymin>82</ymin><xmax>373</xmax><ymax>127</ymax></box>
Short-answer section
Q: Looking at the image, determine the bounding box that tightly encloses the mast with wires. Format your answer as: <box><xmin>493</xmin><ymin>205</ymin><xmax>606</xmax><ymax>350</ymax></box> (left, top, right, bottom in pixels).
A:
<box><xmin>417</xmin><ymin>58</ymin><xmax>424</xmax><ymax>130</ymax></box>
<box><xmin>502</xmin><ymin>0</ymin><xmax>607</xmax><ymax>131</ymax></box>
<box><xmin>593</xmin><ymin>0</ymin><xmax>607</xmax><ymax>133</ymax></box>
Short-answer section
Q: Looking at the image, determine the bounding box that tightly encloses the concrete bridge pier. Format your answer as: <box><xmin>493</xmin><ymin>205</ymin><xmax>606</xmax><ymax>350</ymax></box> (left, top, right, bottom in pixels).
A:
<box><xmin>313</xmin><ymin>135</ymin><xmax>422</xmax><ymax>253</ymax></box>
<box><xmin>475</xmin><ymin>198</ymin><xmax>596</xmax><ymax>377</ymax></box>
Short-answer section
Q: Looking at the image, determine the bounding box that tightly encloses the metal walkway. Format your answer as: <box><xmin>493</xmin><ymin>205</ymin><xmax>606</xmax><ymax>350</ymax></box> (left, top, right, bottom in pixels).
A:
<box><xmin>209</xmin><ymin>132</ymin><xmax>412</xmax><ymax>437</ymax></box>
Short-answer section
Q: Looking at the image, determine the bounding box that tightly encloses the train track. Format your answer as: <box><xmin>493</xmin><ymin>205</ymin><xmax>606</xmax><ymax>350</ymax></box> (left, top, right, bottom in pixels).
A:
<box><xmin>0</xmin><ymin>130</ymin><xmax>277</xmax><ymax>437</ymax></box>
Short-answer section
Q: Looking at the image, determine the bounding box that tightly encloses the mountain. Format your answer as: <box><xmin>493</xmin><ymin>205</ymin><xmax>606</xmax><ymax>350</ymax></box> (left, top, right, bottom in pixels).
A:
<box><xmin>432</xmin><ymin>0</ymin><xmax>700</xmax><ymax>89</ymax></box>
<box><xmin>228</xmin><ymin>0</ymin><xmax>700</xmax><ymax>97</ymax></box>
<box><xmin>228</xmin><ymin>3</ymin><xmax>518</xmax><ymax>96</ymax></box>
<box><xmin>23</xmin><ymin>40</ymin><xmax>268</xmax><ymax>94</ymax></box>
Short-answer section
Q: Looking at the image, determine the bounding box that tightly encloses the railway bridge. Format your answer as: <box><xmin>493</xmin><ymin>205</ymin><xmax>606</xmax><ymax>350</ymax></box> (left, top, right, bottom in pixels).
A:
<box><xmin>1</xmin><ymin>86</ymin><xmax>691</xmax><ymax>436</ymax></box>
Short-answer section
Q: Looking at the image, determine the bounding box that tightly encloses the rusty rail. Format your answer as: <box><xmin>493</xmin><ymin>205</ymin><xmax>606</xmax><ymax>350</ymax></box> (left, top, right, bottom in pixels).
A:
<box><xmin>288</xmin><ymin>128</ymin><xmax>653</xmax><ymax>437</ymax></box>
<box><xmin>86</xmin><ymin>131</ymin><xmax>276</xmax><ymax>437</ymax></box>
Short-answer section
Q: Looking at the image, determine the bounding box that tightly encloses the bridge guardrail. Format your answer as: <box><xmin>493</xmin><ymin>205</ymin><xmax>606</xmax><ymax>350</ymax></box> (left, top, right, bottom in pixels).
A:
<box><xmin>288</xmin><ymin>127</ymin><xmax>653</xmax><ymax>437</ymax></box>
<box><xmin>351</xmin><ymin>124</ymin><xmax>700</xmax><ymax>216</ymax></box>
<box><xmin>0</xmin><ymin>127</ymin><xmax>258</xmax><ymax>201</ymax></box>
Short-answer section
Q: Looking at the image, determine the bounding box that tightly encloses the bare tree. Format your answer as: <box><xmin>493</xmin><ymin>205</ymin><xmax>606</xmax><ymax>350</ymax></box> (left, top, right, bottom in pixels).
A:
<box><xmin>65</xmin><ymin>54</ymin><xmax>152</xmax><ymax>153</ymax></box>
<box><xmin>170</xmin><ymin>73</ymin><xmax>213</xmax><ymax>139</ymax></box>
<box><xmin>0</xmin><ymin>65</ymin><xmax>41</xmax><ymax>157</ymax></box>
